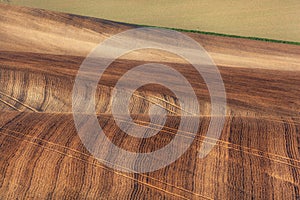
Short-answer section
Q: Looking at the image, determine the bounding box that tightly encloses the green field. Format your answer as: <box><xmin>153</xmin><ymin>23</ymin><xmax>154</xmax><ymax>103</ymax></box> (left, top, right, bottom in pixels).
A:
<box><xmin>4</xmin><ymin>0</ymin><xmax>300</xmax><ymax>42</ymax></box>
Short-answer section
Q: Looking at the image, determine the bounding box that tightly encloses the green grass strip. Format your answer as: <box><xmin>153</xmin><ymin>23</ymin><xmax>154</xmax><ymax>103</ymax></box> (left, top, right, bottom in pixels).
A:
<box><xmin>2</xmin><ymin>2</ymin><xmax>299</xmax><ymax>46</ymax></box>
<box><xmin>138</xmin><ymin>24</ymin><xmax>300</xmax><ymax>46</ymax></box>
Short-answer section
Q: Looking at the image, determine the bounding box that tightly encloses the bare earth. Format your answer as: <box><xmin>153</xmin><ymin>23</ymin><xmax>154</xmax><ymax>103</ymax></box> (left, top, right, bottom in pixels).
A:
<box><xmin>5</xmin><ymin>0</ymin><xmax>300</xmax><ymax>42</ymax></box>
<box><xmin>0</xmin><ymin>4</ymin><xmax>299</xmax><ymax>199</ymax></box>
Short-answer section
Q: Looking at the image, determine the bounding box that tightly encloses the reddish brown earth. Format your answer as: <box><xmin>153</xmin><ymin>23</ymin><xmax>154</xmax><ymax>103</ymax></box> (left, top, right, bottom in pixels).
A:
<box><xmin>0</xmin><ymin>4</ymin><xmax>299</xmax><ymax>199</ymax></box>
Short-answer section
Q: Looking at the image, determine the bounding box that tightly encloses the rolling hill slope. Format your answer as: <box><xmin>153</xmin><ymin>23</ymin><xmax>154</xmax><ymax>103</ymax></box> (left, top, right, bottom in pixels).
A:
<box><xmin>6</xmin><ymin>0</ymin><xmax>300</xmax><ymax>42</ymax></box>
<box><xmin>0</xmin><ymin>4</ymin><xmax>299</xmax><ymax>199</ymax></box>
